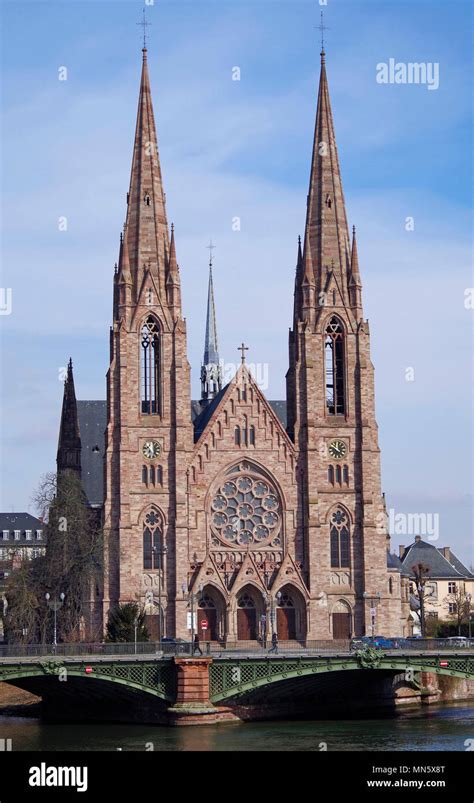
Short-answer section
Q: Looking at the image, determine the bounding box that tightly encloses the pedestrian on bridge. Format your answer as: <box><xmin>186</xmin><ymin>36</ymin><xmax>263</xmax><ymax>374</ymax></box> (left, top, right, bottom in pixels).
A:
<box><xmin>193</xmin><ymin>634</ymin><xmax>203</xmax><ymax>656</ymax></box>
<box><xmin>268</xmin><ymin>632</ymin><xmax>278</xmax><ymax>654</ymax></box>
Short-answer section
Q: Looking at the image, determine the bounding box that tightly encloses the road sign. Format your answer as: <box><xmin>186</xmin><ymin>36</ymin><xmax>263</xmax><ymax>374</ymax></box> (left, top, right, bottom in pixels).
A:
<box><xmin>187</xmin><ymin>612</ymin><xmax>197</xmax><ymax>630</ymax></box>
<box><xmin>201</xmin><ymin>620</ymin><xmax>208</xmax><ymax>630</ymax></box>
<box><xmin>369</xmin><ymin>607</ymin><xmax>377</xmax><ymax>616</ymax></box>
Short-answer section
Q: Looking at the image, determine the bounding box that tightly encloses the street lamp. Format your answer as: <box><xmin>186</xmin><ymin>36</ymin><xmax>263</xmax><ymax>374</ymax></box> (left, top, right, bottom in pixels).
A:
<box><xmin>45</xmin><ymin>592</ymin><xmax>65</xmax><ymax>651</ymax></box>
<box><xmin>466</xmin><ymin>593</ymin><xmax>472</xmax><ymax>640</ymax></box>
<box><xmin>363</xmin><ymin>591</ymin><xmax>381</xmax><ymax>638</ymax></box>
<box><xmin>181</xmin><ymin>582</ymin><xmax>203</xmax><ymax>650</ymax></box>
<box><xmin>152</xmin><ymin>543</ymin><xmax>168</xmax><ymax>643</ymax></box>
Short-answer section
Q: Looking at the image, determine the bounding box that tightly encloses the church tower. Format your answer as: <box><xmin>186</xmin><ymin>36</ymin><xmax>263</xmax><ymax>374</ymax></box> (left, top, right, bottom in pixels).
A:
<box><xmin>103</xmin><ymin>47</ymin><xmax>193</xmax><ymax>637</ymax></box>
<box><xmin>287</xmin><ymin>49</ymin><xmax>403</xmax><ymax>637</ymax></box>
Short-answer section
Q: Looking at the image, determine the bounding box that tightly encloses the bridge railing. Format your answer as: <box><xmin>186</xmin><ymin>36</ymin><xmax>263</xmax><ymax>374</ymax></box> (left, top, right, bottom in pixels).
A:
<box><xmin>0</xmin><ymin>641</ymin><xmax>192</xmax><ymax>659</ymax></box>
<box><xmin>0</xmin><ymin>637</ymin><xmax>472</xmax><ymax>659</ymax></box>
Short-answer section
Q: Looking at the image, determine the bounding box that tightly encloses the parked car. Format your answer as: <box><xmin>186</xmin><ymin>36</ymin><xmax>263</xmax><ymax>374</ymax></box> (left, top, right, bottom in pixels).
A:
<box><xmin>350</xmin><ymin>636</ymin><xmax>401</xmax><ymax>650</ymax></box>
<box><xmin>446</xmin><ymin>636</ymin><xmax>470</xmax><ymax>648</ymax></box>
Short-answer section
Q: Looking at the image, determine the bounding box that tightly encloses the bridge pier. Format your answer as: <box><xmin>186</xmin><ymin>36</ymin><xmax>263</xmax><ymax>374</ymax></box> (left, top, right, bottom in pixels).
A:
<box><xmin>167</xmin><ymin>658</ymin><xmax>238</xmax><ymax>726</ymax></box>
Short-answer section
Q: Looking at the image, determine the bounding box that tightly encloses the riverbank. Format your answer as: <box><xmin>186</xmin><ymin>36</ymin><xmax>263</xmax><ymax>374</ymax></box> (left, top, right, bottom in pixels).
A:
<box><xmin>0</xmin><ymin>683</ymin><xmax>41</xmax><ymax>717</ymax></box>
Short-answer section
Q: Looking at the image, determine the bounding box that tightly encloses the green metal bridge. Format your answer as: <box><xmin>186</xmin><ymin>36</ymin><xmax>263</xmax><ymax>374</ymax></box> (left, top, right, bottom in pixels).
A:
<box><xmin>0</xmin><ymin>649</ymin><xmax>472</xmax><ymax>713</ymax></box>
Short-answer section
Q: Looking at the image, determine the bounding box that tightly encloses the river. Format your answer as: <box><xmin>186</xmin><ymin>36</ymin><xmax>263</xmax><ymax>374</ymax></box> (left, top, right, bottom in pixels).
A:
<box><xmin>1</xmin><ymin>702</ymin><xmax>472</xmax><ymax>751</ymax></box>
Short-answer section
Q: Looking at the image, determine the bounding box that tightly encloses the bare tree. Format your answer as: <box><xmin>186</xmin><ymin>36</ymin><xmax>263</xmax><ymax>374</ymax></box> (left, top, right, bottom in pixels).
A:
<box><xmin>443</xmin><ymin>583</ymin><xmax>471</xmax><ymax>636</ymax></box>
<box><xmin>411</xmin><ymin>563</ymin><xmax>431</xmax><ymax>638</ymax></box>
<box><xmin>4</xmin><ymin>470</ymin><xmax>103</xmax><ymax>644</ymax></box>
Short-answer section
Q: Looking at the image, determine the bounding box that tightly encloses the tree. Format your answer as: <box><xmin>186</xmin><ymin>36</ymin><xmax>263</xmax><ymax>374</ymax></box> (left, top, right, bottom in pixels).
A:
<box><xmin>106</xmin><ymin>602</ymin><xmax>149</xmax><ymax>643</ymax></box>
<box><xmin>411</xmin><ymin>563</ymin><xmax>431</xmax><ymax>638</ymax></box>
<box><xmin>4</xmin><ymin>471</ymin><xmax>103</xmax><ymax>644</ymax></box>
<box><xmin>443</xmin><ymin>583</ymin><xmax>471</xmax><ymax>635</ymax></box>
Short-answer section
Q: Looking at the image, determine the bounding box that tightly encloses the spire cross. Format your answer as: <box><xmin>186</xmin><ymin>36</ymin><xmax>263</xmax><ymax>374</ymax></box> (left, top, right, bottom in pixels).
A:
<box><xmin>238</xmin><ymin>342</ymin><xmax>249</xmax><ymax>364</ymax></box>
<box><xmin>137</xmin><ymin>6</ymin><xmax>152</xmax><ymax>49</ymax></box>
<box><xmin>207</xmin><ymin>239</ymin><xmax>216</xmax><ymax>268</ymax></box>
<box><xmin>316</xmin><ymin>10</ymin><xmax>330</xmax><ymax>51</ymax></box>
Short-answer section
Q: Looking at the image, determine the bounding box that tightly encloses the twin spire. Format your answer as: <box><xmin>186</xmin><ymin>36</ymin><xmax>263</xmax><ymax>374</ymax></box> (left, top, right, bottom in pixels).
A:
<box><xmin>201</xmin><ymin>256</ymin><xmax>223</xmax><ymax>403</ymax></box>
<box><xmin>117</xmin><ymin>48</ymin><xmax>174</xmax><ymax>302</ymax></box>
<box><xmin>295</xmin><ymin>49</ymin><xmax>363</xmax><ymax>319</ymax></box>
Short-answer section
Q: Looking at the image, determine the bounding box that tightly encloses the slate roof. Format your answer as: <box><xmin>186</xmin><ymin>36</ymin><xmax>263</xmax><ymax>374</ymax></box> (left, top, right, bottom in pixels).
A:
<box><xmin>77</xmin><ymin>401</ymin><xmax>107</xmax><ymax>508</ymax></box>
<box><xmin>400</xmin><ymin>539</ymin><xmax>473</xmax><ymax>579</ymax></box>
<box><xmin>75</xmin><ymin>398</ymin><xmax>288</xmax><ymax>506</ymax></box>
<box><xmin>0</xmin><ymin>513</ymin><xmax>46</xmax><ymax>544</ymax></box>
<box><xmin>387</xmin><ymin>551</ymin><xmax>409</xmax><ymax>575</ymax></box>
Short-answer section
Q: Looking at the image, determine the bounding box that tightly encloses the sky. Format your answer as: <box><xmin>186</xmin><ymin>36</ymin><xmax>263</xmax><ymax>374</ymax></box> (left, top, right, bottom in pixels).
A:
<box><xmin>0</xmin><ymin>0</ymin><xmax>472</xmax><ymax>566</ymax></box>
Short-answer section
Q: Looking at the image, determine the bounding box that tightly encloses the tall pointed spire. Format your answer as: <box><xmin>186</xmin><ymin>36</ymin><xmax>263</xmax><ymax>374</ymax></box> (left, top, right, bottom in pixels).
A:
<box><xmin>125</xmin><ymin>47</ymin><xmax>169</xmax><ymax>296</ymax></box>
<box><xmin>305</xmin><ymin>49</ymin><xmax>350</xmax><ymax>295</ymax></box>
<box><xmin>57</xmin><ymin>359</ymin><xmax>81</xmax><ymax>475</ymax></box>
<box><xmin>201</xmin><ymin>251</ymin><xmax>222</xmax><ymax>402</ymax></box>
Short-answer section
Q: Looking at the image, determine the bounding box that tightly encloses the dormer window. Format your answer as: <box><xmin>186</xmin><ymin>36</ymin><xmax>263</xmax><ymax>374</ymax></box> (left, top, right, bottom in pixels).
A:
<box><xmin>25</xmin><ymin>530</ymin><xmax>32</xmax><ymax>541</ymax></box>
<box><xmin>14</xmin><ymin>530</ymin><xmax>21</xmax><ymax>540</ymax></box>
<box><xmin>35</xmin><ymin>530</ymin><xmax>43</xmax><ymax>540</ymax></box>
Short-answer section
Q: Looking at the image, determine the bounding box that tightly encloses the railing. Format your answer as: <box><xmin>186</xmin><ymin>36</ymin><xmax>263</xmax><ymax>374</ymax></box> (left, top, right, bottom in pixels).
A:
<box><xmin>0</xmin><ymin>637</ymin><xmax>472</xmax><ymax>660</ymax></box>
<box><xmin>0</xmin><ymin>641</ymin><xmax>191</xmax><ymax>659</ymax></box>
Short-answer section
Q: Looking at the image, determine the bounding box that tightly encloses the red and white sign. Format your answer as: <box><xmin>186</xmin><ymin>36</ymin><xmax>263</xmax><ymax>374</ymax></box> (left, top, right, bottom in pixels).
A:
<box><xmin>439</xmin><ymin>661</ymin><xmax>449</xmax><ymax>668</ymax></box>
<box><xmin>201</xmin><ymin>620</ymin><xmax>208</xmax><ymax>631</ymax></box>
<box><xmin>85</xmin><ymin>666</ymin><xmax>93</xmax><ymax>674</ymax></box>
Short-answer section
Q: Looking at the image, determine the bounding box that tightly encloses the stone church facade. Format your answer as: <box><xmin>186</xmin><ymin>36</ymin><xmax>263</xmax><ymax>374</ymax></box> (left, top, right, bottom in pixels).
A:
<box><xmin>57</xmin><ymin>44</ymin><xmax>411</xmax><ymax>642</ymax></box>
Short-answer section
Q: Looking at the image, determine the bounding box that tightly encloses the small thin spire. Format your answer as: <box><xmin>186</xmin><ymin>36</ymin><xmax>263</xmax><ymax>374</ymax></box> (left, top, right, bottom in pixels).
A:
<box><xmin>201</xmin><ymin>249</ymin><xmax>222</xmax><ymax>402</ymax></box>
<box><xmin>350</xmin><ymin>225</ymin><xmax>362</xmax><ymax>285</ymax></box>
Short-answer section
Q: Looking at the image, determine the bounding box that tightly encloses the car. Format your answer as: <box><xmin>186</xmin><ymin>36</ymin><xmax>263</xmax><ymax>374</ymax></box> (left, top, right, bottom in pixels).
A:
<box><xmin>350</xmin><ymin>636</ymin><xmax>401</xmax><ymax>650</ymax></box>
<box><xmin>446</xmin><ymin>636</ymin><xmax>470</xmax><ymax>648</ymax></box>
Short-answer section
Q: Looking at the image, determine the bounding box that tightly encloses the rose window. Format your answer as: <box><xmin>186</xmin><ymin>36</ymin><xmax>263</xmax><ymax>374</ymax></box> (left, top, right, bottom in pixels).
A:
<box><xmin>211</xmin><ymin>473</ymin><xmax>281</xmax><ymax>547</ymax></box>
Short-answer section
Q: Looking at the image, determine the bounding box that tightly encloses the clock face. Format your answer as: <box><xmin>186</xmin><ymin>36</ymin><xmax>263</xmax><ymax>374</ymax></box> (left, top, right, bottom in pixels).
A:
<box><xmin>328</xmin><ymin>439</ymin><xmax>347</xmax><ymax>460</ymax></box>
<box><xmin>142</xmin><ymin>440</ymin><xmax>161</xmax><ymax>460</ymax></box>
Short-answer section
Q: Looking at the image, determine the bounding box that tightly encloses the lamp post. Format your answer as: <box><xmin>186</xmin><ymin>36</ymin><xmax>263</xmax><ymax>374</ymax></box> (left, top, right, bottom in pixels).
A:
<box><xmin>152</xmin><ymin>543</ymin><xmax>168</xmax><ymax>643</ymax></box>
<box><xmin>45</xmin><ymin>592</ymin><xmax>65</xmax><ymax>651</ymax></box>
<box><xmin>466</xmin><ymin>593</ymin><xmax>472</xmax><ymax>639</ymax></box>
<box><xmin>133</xmin><ymin>614</ymin><xmax>139</xmax><ymax>655</ymax></box>
<box><xmin>363</xmin><ymin>591</ymin><xmax>381</xmax><ymax>638</ymax></box>
<box><xmin>181</xmin><ymin>582</ymin><xmax>203</xmax><ymax>650</ymax></box>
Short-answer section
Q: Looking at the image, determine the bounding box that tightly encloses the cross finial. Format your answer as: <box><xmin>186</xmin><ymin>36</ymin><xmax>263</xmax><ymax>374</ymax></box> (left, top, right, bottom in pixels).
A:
<box><xmin>137</xmin><ymin>6</ymin><xmax>152</xmax><ymax>50</ymax></box>
<box><xmin>207</xmin><ymin>239</ymin><xmax>216</xmax><ymax>268</ymax></box>
<box><xmin>238</xmin><ymin>342</ymin><xmax>249</xmax><ymax>364</ymax></box>
<box><xmin>317</xmin><ymin>10</ymin><xmax>329</xmax><ymax>53</ymax></box>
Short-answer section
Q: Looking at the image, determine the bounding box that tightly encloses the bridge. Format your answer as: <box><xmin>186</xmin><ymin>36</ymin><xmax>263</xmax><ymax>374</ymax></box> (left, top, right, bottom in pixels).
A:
<box><xmin>1</xmin><ymin>643</ymin><xmax>473</xmax><ymax>724</ymax></box>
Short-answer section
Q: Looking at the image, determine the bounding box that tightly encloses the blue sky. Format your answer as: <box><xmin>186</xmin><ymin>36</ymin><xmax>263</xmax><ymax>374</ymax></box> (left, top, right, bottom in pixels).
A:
<box><xmin>0</xmin><ymin>0</ymin><xmax>472</xmax><ymax>565</ymax></box>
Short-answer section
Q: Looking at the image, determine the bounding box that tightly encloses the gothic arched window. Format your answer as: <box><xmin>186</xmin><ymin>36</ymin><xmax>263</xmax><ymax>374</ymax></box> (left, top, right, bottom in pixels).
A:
<box><xmin>325</xmin><ymin>316</ymin><xmax>345</xmax><ymax>415</ymax></box>
<box><xmin>249</xmin><ymin>425</ymin><xmax>256</xmax><ymax>446</ymax></box>
<box><xmin>330</xmin><ymin>508</ymin><xmax>350</xmax><ymax>568</ymax></box>
<box><xmin>234</xmin><ymin>426</ymin><xmax>241</xmax><ymax>446</ymax></box>
<box><xmin>143</xmin><ymin>509</ymin><xmax>164</xmax><ymax>570</ymax></box>
<box><xmin>141</xmin><ymin>316</ymin><xmax>161</xmax><ymax>415</ymax></box>
<box><xmin>328</xmin><ymin>466</ymin><xmax>334</xmax><ymax>485</ymax></box>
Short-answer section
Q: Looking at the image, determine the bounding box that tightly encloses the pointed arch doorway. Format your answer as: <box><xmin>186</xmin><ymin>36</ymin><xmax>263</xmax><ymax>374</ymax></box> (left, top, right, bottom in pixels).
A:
<box><xmin>197</xmin><ymin>586</ymin><xmax>226</xmax><ymax>641</ymax></box>
<box><xmin>237</xmin><ymin>587</ymin><xmax>264</xmax><ymax>641</ymax></box>
<box><xmin>332</xmin><ymin>599</ymin><xmax>352</xmax><ymax>639</ymax></box>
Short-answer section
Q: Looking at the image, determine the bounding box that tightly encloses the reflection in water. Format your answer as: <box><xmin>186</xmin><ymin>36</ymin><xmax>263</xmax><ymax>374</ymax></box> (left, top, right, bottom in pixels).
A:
<box><xmin>0</xmin><ymin>703</ymin><xmax>472</xmax><ymax>752</ymax></box>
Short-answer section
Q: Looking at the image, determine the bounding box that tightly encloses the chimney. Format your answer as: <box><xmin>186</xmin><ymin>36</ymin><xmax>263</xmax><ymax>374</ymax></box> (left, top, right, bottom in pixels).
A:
<box><xmin>399</xmin><ymin>545</ymin><xmax>405</xmax><ymax>559</ymax></box>
<box><xmin>441</xmin><ymin>546</ymin><xmax>451</xmax><ymax>563</ymax></box>
<box><xmin>415</xmin><ymin>535</ymin><xmax>422</xmax><ymax>543</ymax></box>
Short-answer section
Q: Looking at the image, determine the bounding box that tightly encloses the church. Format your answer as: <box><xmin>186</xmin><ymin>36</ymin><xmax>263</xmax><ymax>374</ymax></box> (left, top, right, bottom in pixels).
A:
<box><xmin>56</xmin><ymin>40</ymin><xmax>411</xmax><ymax>643</ymax></box>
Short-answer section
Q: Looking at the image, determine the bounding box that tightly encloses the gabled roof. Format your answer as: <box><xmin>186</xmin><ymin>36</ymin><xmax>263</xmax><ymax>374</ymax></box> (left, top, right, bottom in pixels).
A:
<box><xmin>400</xmin><ymin>538</ymin><xmax>472</xmax><ymax>579</ymax></box>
